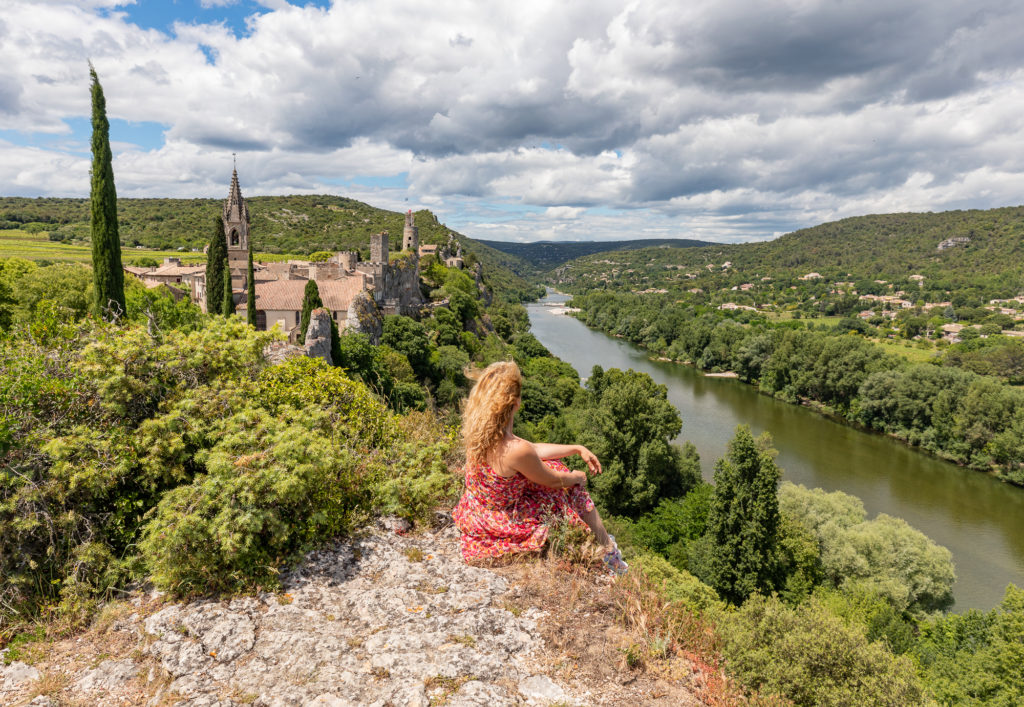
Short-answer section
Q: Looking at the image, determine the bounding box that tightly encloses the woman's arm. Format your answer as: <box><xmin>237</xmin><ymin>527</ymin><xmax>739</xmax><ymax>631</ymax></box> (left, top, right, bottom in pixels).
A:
<box><xmin>531</xmin><ymin>442</ymin><xmax>583</xmax><ymax>460</ymax></box>
<box><xmin>504</xmin><ymin>440</ymin><xmax>587</xmax><ymax>489</ymax></box>
<box><xmin>531</xmin><ymin>442</ymin><xmax>603</xmax><ymax>475</ymax></box>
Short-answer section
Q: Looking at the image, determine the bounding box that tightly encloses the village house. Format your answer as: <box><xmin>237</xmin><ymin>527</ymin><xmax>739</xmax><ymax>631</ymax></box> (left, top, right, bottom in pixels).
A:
<box><xmin>238</xmin><ymin>277</ymin><xmax>368</xmax><ymax>332</ymax></box>
<box><xmin>125</xmin><ymin>257</ymin><xmax>204</xmax><ymax>291</ymax></box>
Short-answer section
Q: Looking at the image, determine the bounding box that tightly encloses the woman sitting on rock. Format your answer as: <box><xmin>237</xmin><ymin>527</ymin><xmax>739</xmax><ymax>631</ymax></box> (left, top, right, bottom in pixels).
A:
<box><xmin>452</xmin><ymin>361</ymin><xmax>627</xmax><ymax>573</ymax></box>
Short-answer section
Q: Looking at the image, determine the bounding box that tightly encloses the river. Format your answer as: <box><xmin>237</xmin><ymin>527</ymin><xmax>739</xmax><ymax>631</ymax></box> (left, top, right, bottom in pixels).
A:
<box><xmin>527</xmin><ymin>292</ymin><xmax>1024</xmax><ymax>610</ymax></box>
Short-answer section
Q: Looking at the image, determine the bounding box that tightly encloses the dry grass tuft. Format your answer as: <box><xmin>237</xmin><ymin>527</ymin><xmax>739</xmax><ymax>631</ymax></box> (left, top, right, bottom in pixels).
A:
<box><xmin>29</xmin><ymin>668</ymin><xmax>71</xmax><ymax>698</ymax></box>
<box><xmin>610</xmin><ymin>568</ymin><xmax>788</xmax><ymax>706</ymax></box>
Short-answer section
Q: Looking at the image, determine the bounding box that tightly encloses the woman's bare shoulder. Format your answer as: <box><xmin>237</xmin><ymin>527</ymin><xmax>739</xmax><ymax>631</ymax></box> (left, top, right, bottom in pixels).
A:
<box><xmin>491</xmin><ymin>438</ymin><xmax>535</xmax><ymax>472</ymax></box>
<box><xmin>503</xmin><ymin>437</ymin><xmax>536</xmax><ymax>457</ymax></box>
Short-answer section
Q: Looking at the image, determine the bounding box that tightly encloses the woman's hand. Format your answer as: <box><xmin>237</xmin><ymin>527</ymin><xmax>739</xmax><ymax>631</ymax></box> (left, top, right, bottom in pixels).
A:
<box><xmin>567</xmin><ymin>470</ymin><xmax>588</xmax><ymax>488</ymax></box>
<box><xmin>578</xmin><ymin>446</ymin><xmax>602</xmax><ymax>475</ymax></box>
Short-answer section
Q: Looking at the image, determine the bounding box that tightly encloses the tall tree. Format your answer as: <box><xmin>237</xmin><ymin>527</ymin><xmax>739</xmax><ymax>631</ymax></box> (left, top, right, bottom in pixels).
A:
<box><xmin>299</xmin><ymin>279</ymin><xmax>323</xmax><ymax>343</ymax></box>
<box><xmin>703</xmin><ymin>425</ymin><xmax>782</xmax><ymax>604</ymax></box>
<box><xmin>205</xmin><ymin>217</ymin><xmax>227</xmax><ymax>315</ymax></box>
<box><xmin>571</xmin><ymin>366</ymin><xmax>698</xmax><ymax>516</ymax></box>
<box><xmin>246</xmin><ymin>238</ymin><xmax>256</xmax><ymax>327</ymax></box>
<box><xmin>222</xmin><ymin>260</ymin><xmax>235</xmax><ymax>316</ymax></box>
<box><xmin>88</xmin><ymin>64</ymin><xmax>125</xmax><ymax>319</ymax></box>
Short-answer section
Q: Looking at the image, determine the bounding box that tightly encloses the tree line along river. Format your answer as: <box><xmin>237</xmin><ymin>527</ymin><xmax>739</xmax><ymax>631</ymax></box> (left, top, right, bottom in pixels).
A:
<box><xmin>527</xmin><ymin>290</ymin><xmax>1024</xmax><ymax>610</ymax></box>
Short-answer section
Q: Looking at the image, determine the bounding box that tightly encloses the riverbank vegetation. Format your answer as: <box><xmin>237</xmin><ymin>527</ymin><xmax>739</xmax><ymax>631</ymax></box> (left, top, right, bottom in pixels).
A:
<box><xmin>567</xmin><ymin>290</ymin><xmax>1024</xmax><ymax>486</ymax></box>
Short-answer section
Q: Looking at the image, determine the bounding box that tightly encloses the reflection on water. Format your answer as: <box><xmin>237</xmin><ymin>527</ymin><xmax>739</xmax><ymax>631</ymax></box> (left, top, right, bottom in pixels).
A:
<box><xmin>528</xmin><ymin>293</ymin><xmax>1024</xmax><ymax>610</ymax></box>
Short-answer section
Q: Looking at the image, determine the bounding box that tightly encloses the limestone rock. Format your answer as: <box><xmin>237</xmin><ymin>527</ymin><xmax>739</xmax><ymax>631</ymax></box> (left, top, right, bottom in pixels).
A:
<box><xmin>134</xmin><ymin>525</ymin><xmax>556</xmax><ymax>706</ymax></box>
<box><xmin>519</xmin><ymin>674</ymin><xmax>568</xmax><ymax>704</ymax></box>
<box><xmin>263</xmin><ymin>340</ymin><xmax>305</xmax><ymax>366</ymax></box>
<box><xmin>377</xmin><ymin>515</ymin><xmax>412</xmax><ymax>534</ymax></box>
<box><xmin>75</xmin><ymin>659</ymin><xmax>138</xmax><ymax>691</ymax></box>
<box><xmin>305</xmin><ymin>694</ymin><xmax>356</xmax><ymax>706</ymax></box>
<box><xmin>449</xmin><ymin>680</ymin><xmax>515</xmax><ymax>706</ymax></box>
<box><xmin>1</xmin><ymin>661</ymin><xmax>40</xmax><ymax>690</ymax></box>
<box><xmin>303</xmin><ymin>308</ymin><xmax>333</xmax><ymax>365</ymax></box>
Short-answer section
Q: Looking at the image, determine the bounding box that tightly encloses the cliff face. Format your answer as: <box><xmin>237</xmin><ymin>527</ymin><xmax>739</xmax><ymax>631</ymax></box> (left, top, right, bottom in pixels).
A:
<box><xmin>0</xmin><ymin>522</ymin><xmax>704</xmax><ymax>706</ymax></box>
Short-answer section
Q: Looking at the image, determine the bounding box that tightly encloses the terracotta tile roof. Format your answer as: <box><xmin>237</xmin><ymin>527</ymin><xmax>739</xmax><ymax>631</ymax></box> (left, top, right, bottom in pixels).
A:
<box><xmin>150</xmin><ymin>264</ymin><xmax>205</xmax><ymax>277</ymax></box>
<box><xmin>237</xmin><ymin>277</ymin><xmax>366</xmax><ymax>313</ymax></box>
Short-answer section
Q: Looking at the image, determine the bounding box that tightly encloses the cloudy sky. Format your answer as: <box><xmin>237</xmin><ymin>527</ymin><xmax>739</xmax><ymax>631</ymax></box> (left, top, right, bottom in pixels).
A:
<box><xmin>2</xmin><ymin>0</ymin><xmax>1024</xmax><ymax>243</ymax></box>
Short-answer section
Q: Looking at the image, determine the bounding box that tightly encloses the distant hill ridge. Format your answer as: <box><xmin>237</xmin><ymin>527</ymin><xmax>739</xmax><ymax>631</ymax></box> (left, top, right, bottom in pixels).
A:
<box><xmin>557</xmin><ymin>206</ymin><xmax>1024</xmax><ymax>283</ymax></box>
<box><xmin>476</xmin><ymin>237</ymin><xmax>714</xmax><ymax>270</ymax></box>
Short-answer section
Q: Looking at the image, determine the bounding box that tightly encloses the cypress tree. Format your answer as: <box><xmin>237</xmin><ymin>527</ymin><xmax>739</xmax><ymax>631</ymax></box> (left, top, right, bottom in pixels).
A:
<box><xmin>246</xmin><ymin>238</ymin><xmax>256</xmax><ymax>327</ymax></box>
<box><xmin>222</xmin><ymin>260</ymin><xmax>235</xmax><ymax>316</ymax></box>
<box><xmin>329</xmin><ymin>317</ymin><xmax>343</xmax><ymax>366</ymax></box>
<box><xmin>205</xmin><ymin>217</ymin><xmax>227</xmax><ymax>315</ymax></box>
<box><xmin>88</xmin><ymin>64</ymin><xmax>125</xmax><ymax>319</ymax></box>
<box><xmin>299</xmin><ymin>279</ymin><xmax>323</xmax><ymax>344</ymax></box>
<box><xmin>704</xmin><ymin>425</ymin><xmax>782</xmax><ymax>604</ymax></box>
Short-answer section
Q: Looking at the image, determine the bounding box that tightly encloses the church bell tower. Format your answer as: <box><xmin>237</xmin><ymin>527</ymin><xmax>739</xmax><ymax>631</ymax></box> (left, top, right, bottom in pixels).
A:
<box><xmin>223</xmin><ymin>166</ymin><xmax>250</xmax><ymax>271</ymax></box>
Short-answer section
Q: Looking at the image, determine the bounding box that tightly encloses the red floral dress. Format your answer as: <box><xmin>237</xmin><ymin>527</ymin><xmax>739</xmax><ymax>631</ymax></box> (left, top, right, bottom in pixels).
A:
<box><xmin>452</xmin><ymin>459</ymin><xmax>596</xmax><ymax>561</ymax></box>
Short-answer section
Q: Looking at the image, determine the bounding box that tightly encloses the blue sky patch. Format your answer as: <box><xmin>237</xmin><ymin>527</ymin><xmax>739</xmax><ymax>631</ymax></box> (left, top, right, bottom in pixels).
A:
<box><xmin>0</xmin><ymin>117</ymin><xmax>166</xmax><ymax>154</ymax></box>
<box><xmin>111</xmin><ymin>1</ymin><xmax>332</xmax><ymax>39</ymax></box>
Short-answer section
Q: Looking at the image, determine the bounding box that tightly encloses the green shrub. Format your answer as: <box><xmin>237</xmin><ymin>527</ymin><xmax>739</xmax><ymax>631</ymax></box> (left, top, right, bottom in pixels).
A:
<box><xmin>912</xmin><ymin>584</ymin><xmax>1024</xmax><ymax>706</ymax></box>
<box><xmin>374</xmin><ymin>411</ymin><xmax>462</xmax><ymax>524</ymax></box>
<box><xmin>629</xmin><ymin>481</ymin><xmax>712</xmax><ymax>557</ymax></box>
<box><xmin>716</xmin><ymin>594</ymin><xmax>925</xmax><ymax>706</ymax></box>
<box><xmin>630</xmin><ymin>552</ymin><xmax>721</xmax><ymax>613</ymax></box>
<box><xmin>0</xmin><ymin>317</ymin><xmax>278</xmax><ymax>626</ymax></box>
<box><xmin>779</xmin><ymin>482</ymin><xmax>955</xmax><ymax>615</ymax></box>
<box><xmin>140</xmin><ymin>406</ymin><xmax>370</xmax><ymax>594</ymax></box>
<box><xmin>814</xmin><ymin>584</ymin><xmax>917</xmax><ymax>654</ymax></box>
<box><xmin>255</xmin><ymin>356</ymin><xmax>397</xmax><ymax>447</ymax></box>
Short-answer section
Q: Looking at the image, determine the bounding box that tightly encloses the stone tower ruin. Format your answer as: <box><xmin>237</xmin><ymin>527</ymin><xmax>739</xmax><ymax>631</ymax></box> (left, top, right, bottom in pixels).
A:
<box><xmin>402</xmin><ymin>210</ymin><xmax>419</xmax><ymax>252</ymax></box>
<box><xmin>371</xmin><ymin>231</ymin><xmax>389</xmax><ymax>263</ymax></box>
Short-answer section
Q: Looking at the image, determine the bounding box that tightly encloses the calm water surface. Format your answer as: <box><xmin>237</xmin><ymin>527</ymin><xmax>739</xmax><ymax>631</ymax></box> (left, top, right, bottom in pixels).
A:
<box><xmin>528</xmin><ymin>292</ymin><xmax>1024</xmax><ymax>610</ymax></box>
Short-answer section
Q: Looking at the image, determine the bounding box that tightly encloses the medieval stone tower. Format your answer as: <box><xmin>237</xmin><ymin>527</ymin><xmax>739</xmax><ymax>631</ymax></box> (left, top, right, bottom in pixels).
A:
<box><xmin>402</xmin><ymin>210</ymin><xmax>419</xmax><ymax>252</ymax></box>
<box><xmin>223</xmin><ymin>168</ymin><xmax>250</xmax><ymax>272</ymax></box>
<box><xmin>371</xmin><ymin>231</ymin><xmax>389</xmax><ymax>263</ymax></box>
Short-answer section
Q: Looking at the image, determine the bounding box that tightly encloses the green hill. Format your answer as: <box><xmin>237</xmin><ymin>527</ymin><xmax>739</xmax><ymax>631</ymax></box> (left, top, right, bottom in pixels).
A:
<box><xmin>0</xmin><ymin>195</ymin><xmax>541</xmax><ymax>301</ymax></box>
<box><xmin>555</xmin><ymin>206</ymin><xmax>1024</xmax><ymax>292</ymax></box>
<box><xmin>476</xmin><ymin>237</ymin><xmax>713</xmax><ymax>271</ymax></box>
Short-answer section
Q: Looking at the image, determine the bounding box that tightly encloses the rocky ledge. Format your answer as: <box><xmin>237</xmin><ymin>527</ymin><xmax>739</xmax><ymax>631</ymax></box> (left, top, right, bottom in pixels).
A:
<box><xmin>1</xmin><ymin>520</ymin><xmax>701</xmax><ymax>706</ymax></box>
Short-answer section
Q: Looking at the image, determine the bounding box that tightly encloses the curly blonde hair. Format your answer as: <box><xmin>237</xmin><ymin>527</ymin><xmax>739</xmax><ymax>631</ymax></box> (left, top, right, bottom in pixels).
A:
<box><xmin>462</xmin><ymin>361</ymin><xmax>522</xmax><ymax>466</ymax></box>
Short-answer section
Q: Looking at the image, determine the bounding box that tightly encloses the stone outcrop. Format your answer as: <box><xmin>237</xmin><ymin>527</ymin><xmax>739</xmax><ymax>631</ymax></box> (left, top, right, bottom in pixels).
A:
<box><xmin>0</xmin><ymin>661</ymin><xmax>39</xmax><ymax>691</ymax></box>
<box><xmin>0</xmin><ymin>522</ymin><xmax>702</xmax><ymax>706</ymax></box>
<box><xmin>303</xmin><ymin>308</ymin><xmax>334</xmax><ymax>365</ymax></box>
<box><xmin>346</xmin><ymin>291</ymin><xmax>383</xmax><ymax>344</ymax></box>
<box><xmin>262</xmin><ymin>340</ymin><xmax>307</xmax><ymax>366</ymax></box>
<box><xmin>138</xmin><ymin>524</ymin><xmax>554</xmax><ymax>706</ymax></box>
<box><xmin>75</xmin><ymin>659</ymin><xmax>138</xmax><ymax>692</ymax></box>
<box><xmin>474</xmin><ymin>262</ymin><xmax>493</xmax><ymax>306</ymax></box>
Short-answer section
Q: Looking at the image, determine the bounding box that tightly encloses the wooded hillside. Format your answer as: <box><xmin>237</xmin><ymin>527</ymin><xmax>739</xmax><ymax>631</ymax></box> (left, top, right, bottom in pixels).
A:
<box><xmin>556</xmin><ymin>206</ymin><xmax>1024</xmax><ymax>288</ymax></box>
